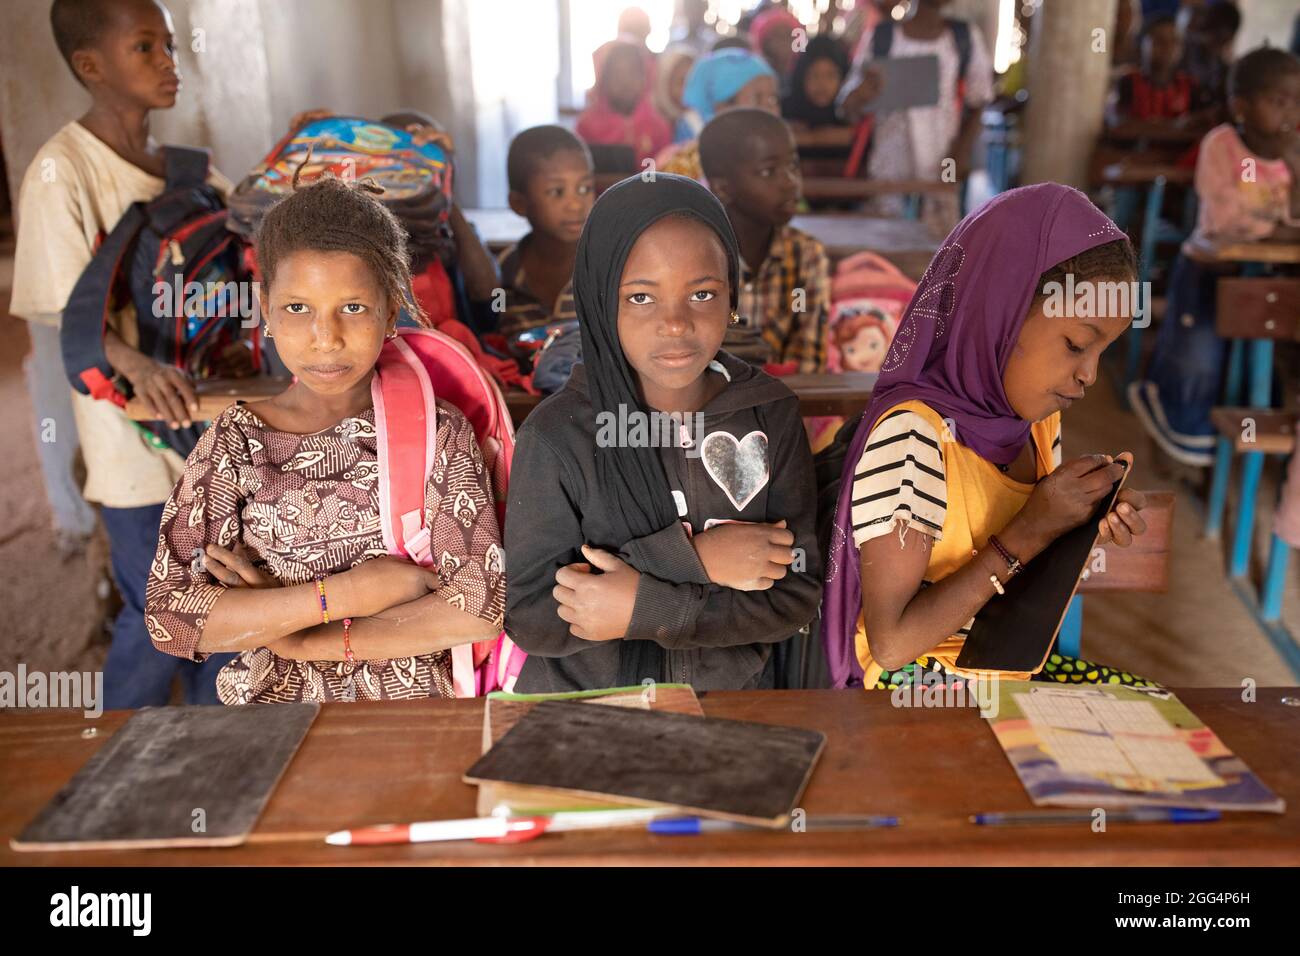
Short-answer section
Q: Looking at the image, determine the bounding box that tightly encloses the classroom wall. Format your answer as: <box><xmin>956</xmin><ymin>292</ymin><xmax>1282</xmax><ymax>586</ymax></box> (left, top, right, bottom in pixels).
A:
<box><xmin>0</xmin><ymin>0</ymin><xmax>560</xmax><ymax>215</ymax></box>
<box><xmin>1235</xmin><ymin>0</ymin><xmax>1298</xmax><ymax>54</ymax></box>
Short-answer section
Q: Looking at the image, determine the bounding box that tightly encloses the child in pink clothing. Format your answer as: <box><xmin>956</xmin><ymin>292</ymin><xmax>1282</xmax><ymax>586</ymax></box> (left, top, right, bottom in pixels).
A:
<box><xmin>1130</xmin><ymin>47</ymin><xmax>1300</xmax><ymax>468</ymax></box>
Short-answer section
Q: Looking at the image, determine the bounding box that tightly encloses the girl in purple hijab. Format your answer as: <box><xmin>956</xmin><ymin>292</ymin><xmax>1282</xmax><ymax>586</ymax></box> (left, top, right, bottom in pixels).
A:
<box><xmin>822</xmin><ymin>183</ymin><xmax>1158</xmax><ymax>690</ymax></box>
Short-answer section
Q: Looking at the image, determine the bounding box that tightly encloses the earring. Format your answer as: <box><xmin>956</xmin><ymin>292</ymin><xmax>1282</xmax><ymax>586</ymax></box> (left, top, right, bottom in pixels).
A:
<box><xmin>262</xmin><ymin>323</ymin><xmax>273</xmax><ymax>339</ymax></box>
<box><xmin>385</xmin><ymin>330</ymin><xmax>397</xmax><ymax>340</ymax></box>
<box><xmin>729</xmin><ymin>311</ymin><xmax>741</xmax><ymax>327</ymax></box>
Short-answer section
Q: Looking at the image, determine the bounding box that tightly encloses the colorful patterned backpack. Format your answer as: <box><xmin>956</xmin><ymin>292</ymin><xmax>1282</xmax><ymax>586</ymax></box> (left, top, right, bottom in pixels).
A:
<box><xmin>228</xmin><ymin>116</ymin><xmax>453</xmax><ymax>267</ymax></box>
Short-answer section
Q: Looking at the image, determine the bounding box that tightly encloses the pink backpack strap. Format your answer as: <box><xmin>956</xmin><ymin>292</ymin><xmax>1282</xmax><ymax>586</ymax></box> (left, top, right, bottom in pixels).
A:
<box><xmin>372</xmin><ymin>336</ymin><xmax>439</xmax><ymax>565</ymax></box>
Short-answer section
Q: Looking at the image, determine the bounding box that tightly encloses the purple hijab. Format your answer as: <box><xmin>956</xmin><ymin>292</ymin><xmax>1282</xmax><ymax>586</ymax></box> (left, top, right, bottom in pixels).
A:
<box><xmin>822</xmin><ymin>183</ymin><xmax>1126</xmax><ymax>689</ymax></box>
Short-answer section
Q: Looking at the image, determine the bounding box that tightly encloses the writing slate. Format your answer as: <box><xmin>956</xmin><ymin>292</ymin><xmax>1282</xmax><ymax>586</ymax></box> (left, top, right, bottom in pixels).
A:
<box><xmin>464</xmin><ymin>700</ymin><xmax>825</xmax><ymax>827</ymax></box>
<box><xmin>11</xmin><ymin>702</ymin><xmax>318</xmax><ymax>851</ymax></box>
<box><xmin>956</xmin><ymin>462</ymin><xmax>1128</xmax><ymax>674</ymax></box>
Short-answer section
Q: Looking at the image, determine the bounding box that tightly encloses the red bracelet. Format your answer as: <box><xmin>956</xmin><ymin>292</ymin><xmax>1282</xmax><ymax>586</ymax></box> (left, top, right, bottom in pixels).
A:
<box><xmin>342</xmin><ymin>618</ymin><xmax>355</xmax><ymax>664</ymax></box>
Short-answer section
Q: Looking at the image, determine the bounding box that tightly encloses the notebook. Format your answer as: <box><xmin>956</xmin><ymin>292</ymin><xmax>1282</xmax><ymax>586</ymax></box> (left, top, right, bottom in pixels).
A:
<box><xmin>957</xmin><ymin>460</ymin><xmax>1129</xmax><ymax>674</ymax></box>
<box><xmin>11</xmin><ymin>703</ymin><xmax>319</xmax><ymax>851</ymax></box>
<box><xmin>465</xmin><ymin>699</ymin><xmax>826</xmax><ymax>827</ymax></box>
<box><xmin>984</xmin><ymin>684</ymin><xmax>1284</xmax><ymax>812</ymax></box>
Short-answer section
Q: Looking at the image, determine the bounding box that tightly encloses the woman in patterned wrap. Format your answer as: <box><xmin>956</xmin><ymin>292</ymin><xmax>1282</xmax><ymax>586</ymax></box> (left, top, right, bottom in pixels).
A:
<box><xmin>144</xmin><ymin>175</ymin><xmax>504</xmax><ymax>704</ymax></box>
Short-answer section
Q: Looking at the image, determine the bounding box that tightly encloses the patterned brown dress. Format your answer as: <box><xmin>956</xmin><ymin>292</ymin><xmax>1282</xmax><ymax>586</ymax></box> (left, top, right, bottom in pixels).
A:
<box><xmin>144</xmin><ymin>401</ymin><xmax>505</xmax><ymax>704</ymax></box>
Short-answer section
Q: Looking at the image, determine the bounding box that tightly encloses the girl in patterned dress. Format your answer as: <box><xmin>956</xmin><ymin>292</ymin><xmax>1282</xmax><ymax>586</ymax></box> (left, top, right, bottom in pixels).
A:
<box><xmin>144</xmin><ymin>176</ymin><xmax>504</xmax><ymax>704</ymax></box>
<box><xmin>822</xmin><ymin>183</ymin><xmax>1158</xmax><ymax>691</ymax></box>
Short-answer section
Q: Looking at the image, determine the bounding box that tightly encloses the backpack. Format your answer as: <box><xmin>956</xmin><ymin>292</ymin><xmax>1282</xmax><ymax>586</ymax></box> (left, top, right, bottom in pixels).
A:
<box><xmin>61</xmin><ymin>146</ymin><xmax>258</xmax><ymax>457</ymax></box>
<box><xmin>372</xmin><ymin>327</ymin><xmax>525</xmax><ymax>696</ymax></box>
<box><xmin>228</xmin><ymin>116</ymin><xmax>453</xmax><ymax>269</ymax></box>
<box><xmin>844</xmin><ymin>18</ymin><xmax>975</xmax><ymax>178</ymax></box>
<box><xmin>827</xmin><ymin>252</ymin><xmax>915</xmax><ymax>373</ymax></box>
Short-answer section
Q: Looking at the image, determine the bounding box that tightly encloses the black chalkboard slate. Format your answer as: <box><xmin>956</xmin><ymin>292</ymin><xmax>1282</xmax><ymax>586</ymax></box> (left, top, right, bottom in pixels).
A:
<box><xmin>956</xmin><ymin>462</ymin><xmax>1128</xmax><ymax>674</ymax></box>
<box><xmin>463</xmin><ymin>700</ymin><xmax>825</xmax><ymax>826</ymax></box>
<box><xmin>11</xmin><ymin>703</ymin><xmax>318</xmax><ymax>851</ymax></box>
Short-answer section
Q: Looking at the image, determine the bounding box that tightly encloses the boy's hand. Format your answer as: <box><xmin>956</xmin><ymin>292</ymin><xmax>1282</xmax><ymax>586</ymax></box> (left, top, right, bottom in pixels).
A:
<box><xmin>552</xmin><ymin>546</ymin><xmax>639</xmax><ymax>642</ymax></box>
<box><xmin>119</xmin><ymin>354</ymin><xmax>199</xmax><ymax>429</ymax></box>
<box><xmin>204</xmin><ymin>543</ymin><xmax>276</xmax><ymax>588</ymax></box>
<box><xmin>691</xmin><ymin>520</ymin><xmax>795</xmax><ymax>591</ymax></box>
<box><xmin>1096</xmin><ymin>454</ymin><xmax>1146</xmax><ymax>547</ymax></box>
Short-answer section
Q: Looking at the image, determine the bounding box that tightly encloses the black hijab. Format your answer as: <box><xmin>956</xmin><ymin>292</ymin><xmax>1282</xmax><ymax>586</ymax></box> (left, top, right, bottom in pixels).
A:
<box><xmin>572</xmin><ymin>173</ymin><xmax>741</xmax><ymax>683</ymax></box>
<box><xmin>781</xmin><ymin>35</ymin><xmax>850</xmax><ymax>128</ymax></box>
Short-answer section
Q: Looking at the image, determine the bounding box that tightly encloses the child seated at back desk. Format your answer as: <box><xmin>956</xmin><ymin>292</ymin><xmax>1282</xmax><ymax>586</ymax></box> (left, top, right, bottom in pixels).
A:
<box><xmin>1106</xmin><ymin>15</ymin><xmax>1212</xmax><ymax>147</ymax></box>
<box><xmin>9</xmin><ymin>0</ymin><xmax>241</xmax><ymax>709</ymax></box>
<box><xmin>481</xmin><ymin>126</ymin><xmax>594</xmax><ymax>341</ymax></box>
<box><xmin>576</xmin><ymin>40</ymin><xmax>672</xmax><ymax>164</ymax></box>
<box><xmin>1129</xmin><ymin>47</ymin><xmax>1300</xmax><ymax>467</ymax></box>
<box><xmin>699</xmin><ymin>109</ymin><xmax>831</xmax><ymax>373</ymax></box>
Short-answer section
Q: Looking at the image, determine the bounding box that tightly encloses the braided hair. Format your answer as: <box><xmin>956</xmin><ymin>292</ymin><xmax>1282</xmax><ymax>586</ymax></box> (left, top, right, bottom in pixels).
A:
<box><xmin>255</xmin><ymin>171</ymin><xmax>427</xmax><ymax>326</ymax></box>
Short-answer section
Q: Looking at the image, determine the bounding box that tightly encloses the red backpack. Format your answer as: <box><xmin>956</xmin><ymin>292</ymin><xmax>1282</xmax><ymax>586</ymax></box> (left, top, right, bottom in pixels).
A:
<box><xmin>372</xmin><ymin>327</ymin><xmax>525</xmax><ymax>696</ymax></box>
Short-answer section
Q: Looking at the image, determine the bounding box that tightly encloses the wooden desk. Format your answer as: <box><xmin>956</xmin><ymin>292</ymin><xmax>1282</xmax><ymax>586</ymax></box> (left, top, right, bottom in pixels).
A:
<box><xmin>464</xmin><ymin>209</ymin><xmax>939</xmax><ymax>278</ymax></box>
<box><xmin>124</xmin><ymin>376</ymin><xmax>291</xmax><ymax>422</ymax></box>
<box><xmin>1099</xmin><ymin>161</ymin><xmax>1194</xmax><ymax>187</ymax></box>
<box><xmin>1183</xmin><ymin>235</ymin><xmax>1300</xmax><ymax>266</ymax></box>
<box><xmin>3</xmin><ymin>688</ymin><xmax>1296</xmax><ymax>866</ymax></box>
<box><xmin>504</xmin><ymin>371</ymin><xmax>876</xmax><ymax>428</ymax></box>
<box><xmin>800</xmin><ymin>178</ymin><xmax>959</xmax><ymax>202</ymax></box>
<box><xmin>790</xmin><ymin>214</ymin><xmax>938</xmax><ymax>276</ymax></box>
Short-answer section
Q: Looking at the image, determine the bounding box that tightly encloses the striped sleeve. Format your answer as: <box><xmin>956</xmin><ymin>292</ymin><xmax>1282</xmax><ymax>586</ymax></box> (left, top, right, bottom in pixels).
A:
<box><xmin>850</xmin><ymin>410</ymin><xmax>947</xmax><ymax>547</ymax></box>
<box><xmin>1051</xmin><ymin>425</ymin><xmax>1062</xmax><ymax>469</ymax></box>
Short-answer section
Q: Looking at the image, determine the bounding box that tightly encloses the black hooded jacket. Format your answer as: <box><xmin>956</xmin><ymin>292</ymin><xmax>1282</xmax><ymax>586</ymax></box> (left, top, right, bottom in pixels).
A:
<box><xmin>504</xmin><ymin>351</ymin><xmax>823</xmax><ymax>691</ymax></box>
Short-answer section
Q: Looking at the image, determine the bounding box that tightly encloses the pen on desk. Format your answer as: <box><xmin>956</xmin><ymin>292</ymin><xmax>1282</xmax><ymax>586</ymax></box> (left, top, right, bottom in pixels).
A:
<box><xmin>970</xmin><ymin>808</ymin><xmax>1221</xmax><ymax>827</ymax></box>
<box><xmin>326</xmin><ymin>816</ymin><xmax>549</xmax><ymax>846</ymax></box>
<box><xmin>649</xmin><ymin>814</ymin><xmax>900</xmax><ymax>835</ymax></box>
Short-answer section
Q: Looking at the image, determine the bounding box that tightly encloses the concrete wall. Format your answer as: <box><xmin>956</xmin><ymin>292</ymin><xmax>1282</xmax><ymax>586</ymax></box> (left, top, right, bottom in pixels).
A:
<box><xmin>0</xmin><ymin>0</ymin><xmax>561</xmax><ymax>214</ymax></box>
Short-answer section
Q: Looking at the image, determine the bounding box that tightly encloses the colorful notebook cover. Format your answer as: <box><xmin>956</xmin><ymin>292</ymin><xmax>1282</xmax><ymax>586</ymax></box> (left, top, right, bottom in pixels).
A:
<box><xmin>984</xmin><ymin>683</ymin><xmax>1284</xmax><ymax>813</ymax></box>
<box><xmin>475</xmin><ymin>684</ymin><xmax>703</xmax><ymax>817</ymax></box>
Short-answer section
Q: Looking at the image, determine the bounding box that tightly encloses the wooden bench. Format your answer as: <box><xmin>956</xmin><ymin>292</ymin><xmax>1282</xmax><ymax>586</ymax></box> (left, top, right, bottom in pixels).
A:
<box><xmin>504</xmin><ymin>371</ymin><xmax>877</xmax><ymax>429</ymax></box>
<box><xmin>462</xmin><ymin>208</ymin><xmax>939</xmax><ymax>279</ymax></box>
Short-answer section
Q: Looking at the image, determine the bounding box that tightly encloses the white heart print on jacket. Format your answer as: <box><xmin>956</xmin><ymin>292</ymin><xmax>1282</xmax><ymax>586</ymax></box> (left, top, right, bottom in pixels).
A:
<box><xmin>700</xmin><ymin>430</ymin><xmax>770</xmax><ymax>511</ymax></box>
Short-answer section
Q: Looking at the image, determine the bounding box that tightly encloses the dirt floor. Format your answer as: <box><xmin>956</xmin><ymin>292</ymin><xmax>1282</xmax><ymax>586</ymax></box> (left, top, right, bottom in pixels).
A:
<box><xmin>0</xmin><ymin>217</ymin><xmax>1297</xmax><ymax>689</ymax></box>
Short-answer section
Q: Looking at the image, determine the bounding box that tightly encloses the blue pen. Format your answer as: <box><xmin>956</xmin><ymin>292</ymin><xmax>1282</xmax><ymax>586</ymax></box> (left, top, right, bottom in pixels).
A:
<box><xmin>649</xmin><ymin>815</ymin><xmax>900</xmax><ymax>835</ymax></box>
<box><xmin>970</xmin><ymin>808</ymin><xmax>1221</xmax><ymax>826</ymax></box>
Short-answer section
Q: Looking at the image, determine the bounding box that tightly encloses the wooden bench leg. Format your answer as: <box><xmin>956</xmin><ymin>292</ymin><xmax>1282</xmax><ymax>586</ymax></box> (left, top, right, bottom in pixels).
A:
<box><xmin>1262</xmin><ymin>533</ymin><xmax>1290</xmax><ymax>622</ymax></box>
<box><xmin>1057</xmin><ymin>595</ymin><xmax>1083</xmax><ymax>658</ymax></box>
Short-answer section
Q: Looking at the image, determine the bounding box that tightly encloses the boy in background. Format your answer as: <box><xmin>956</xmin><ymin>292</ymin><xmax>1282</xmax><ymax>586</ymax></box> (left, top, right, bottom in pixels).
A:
<box><xmin>488</xmin><ymin>126</ymin><xmax>595</xmax><ymax>341</ymax></box>
<box><xmin>700</xmin><ymin>109</ymin><xmax>830</xmax><ymax>373</ymax></box>
<box><xmin>9</xmin><ymin>0</ymin><xmax>235</xmax><ymax>707</ymax></box>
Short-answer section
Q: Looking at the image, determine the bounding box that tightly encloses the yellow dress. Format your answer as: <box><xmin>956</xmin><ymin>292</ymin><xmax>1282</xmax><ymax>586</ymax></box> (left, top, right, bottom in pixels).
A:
<box><xmin>851</xmin><ymin>400</ymin><xmax>1060</xmax><ymax>687</ymax></box>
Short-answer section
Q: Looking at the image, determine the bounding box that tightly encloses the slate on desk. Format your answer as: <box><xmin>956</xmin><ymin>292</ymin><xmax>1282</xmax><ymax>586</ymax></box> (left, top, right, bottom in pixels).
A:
<box><xmin>464</xmin><ymin>700</ymin><xmax>826</xmax><ymax>827</ymax></box>
<box><xmin>11</xmin><ymin>702</ymin><xmax>319</xmax><ymax>851</ymax></box>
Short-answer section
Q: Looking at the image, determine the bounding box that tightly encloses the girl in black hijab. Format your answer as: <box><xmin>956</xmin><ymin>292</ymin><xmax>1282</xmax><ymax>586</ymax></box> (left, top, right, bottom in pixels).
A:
<box><xmin>504</xmin><ymin>174</ymin><xmax>823</xmax><ymax>691</ymax></box>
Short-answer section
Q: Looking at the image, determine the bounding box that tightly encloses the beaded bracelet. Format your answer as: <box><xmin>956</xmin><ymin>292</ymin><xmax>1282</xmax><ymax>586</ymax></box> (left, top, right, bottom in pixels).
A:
<box><xmin>987</xmin><ymin>534</ymin><xmax>1023</xmax><ymax>577</ymax></box>
<box><xmin>315</xmin><ymin>577</ymin><xmax>331</xmax><ymax>624</ymax></box>
<box><xmin>342</xmin><ymin>618</ymin><xmax>355</xmax><ymax>663</ymax></box>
